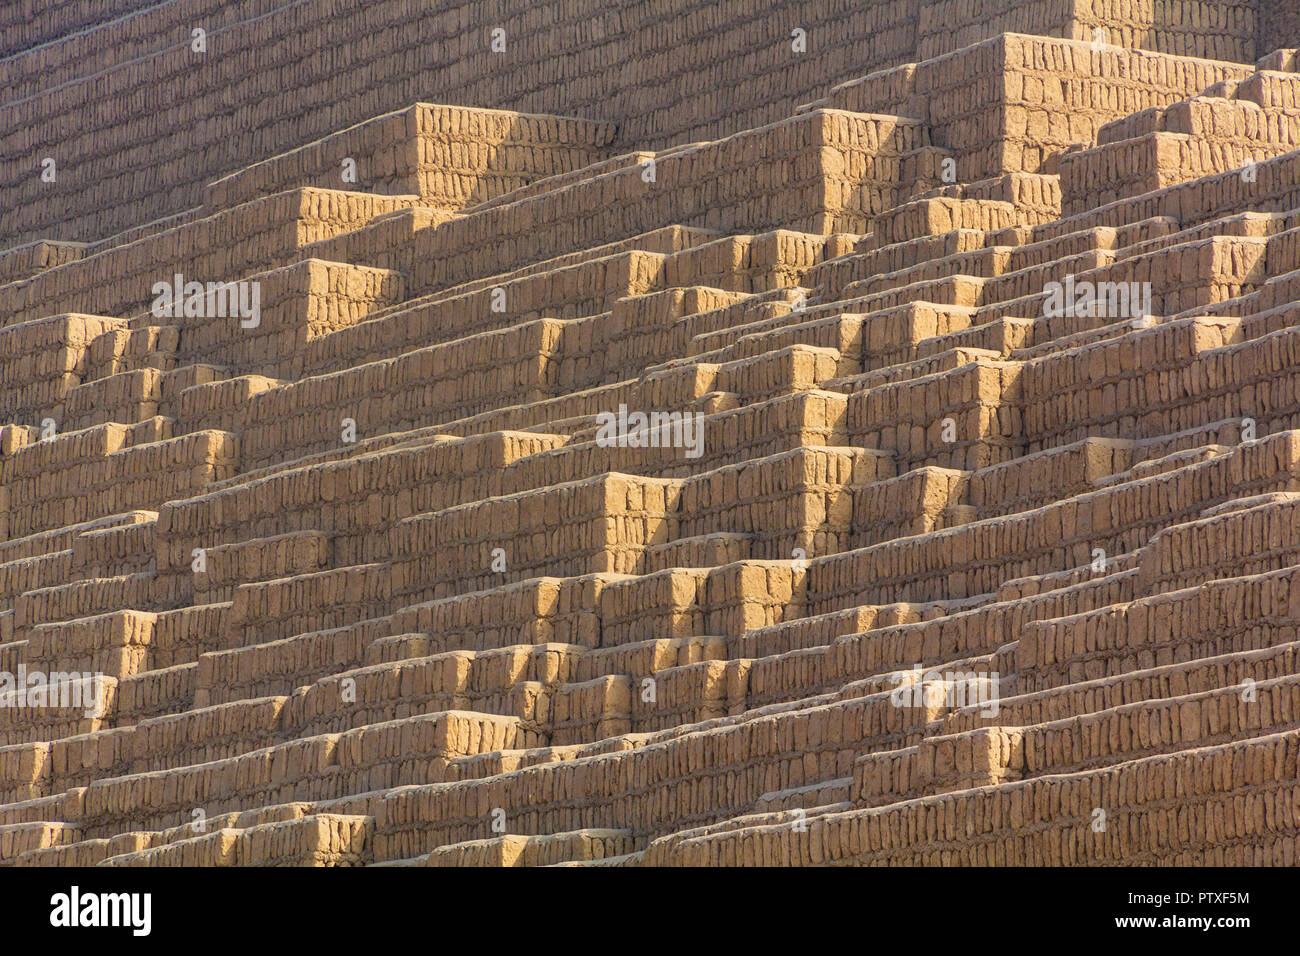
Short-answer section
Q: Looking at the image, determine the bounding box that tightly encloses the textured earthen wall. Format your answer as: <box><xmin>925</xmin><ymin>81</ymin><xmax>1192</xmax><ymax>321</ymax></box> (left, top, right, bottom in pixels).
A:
<box><xmin>1259</xmin><ymin>0</ymin><xmax>1300</xmax><ymax>53</ymax></box>
<box><xmin>0</xmin><ymin>0</ymin><xmax>1263</xmax><ymax>247</ymax></box>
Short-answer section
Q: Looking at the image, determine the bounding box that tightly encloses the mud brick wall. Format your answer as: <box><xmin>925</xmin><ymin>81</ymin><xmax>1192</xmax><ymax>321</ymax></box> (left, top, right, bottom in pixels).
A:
<box><xmin>1</xmin><ymin>190</ymin><xmax>413</xmax><ymax>331</ymax></box>
<box><xmin>917</xmin><ymin>0</ymin><xmax>1076</xmax><ymax>62</ymax></box>
<box><xmin>0</xmin><ymin>315</ymin><xmax>125</xmax><ymax>426</ymax></box>
<box><xmin>942</xmin><ymin>636</ymin><xmax>1300</xmax><ymax>744</ymax></box>
<box><xmin>193</xmin><ymin>531</ymin><xmax>332</xmax><ymax>606</ymax></box>
<box><xmin>1012</xmin><ymin>565</ymin><xmax>1300</xmax><ymax>692</ymax></box>
<box><xmin>598</xmin><ymin>569</ymin><xmax>710</xmax><ymax>646</ymax></box>
<box><xmin>848</xmin><ymin>360</ymin><xmax>1024</xmax><ymax>472</ymax></box>
<box><xmin>154</xmin><ymin>432</ymin><xmax>563</xmax><ymax>595</ymax></box>
<box><xmin>1017</xmin><ymin>318</ymin><xmax>1247</xmax><ymax>450</ymax></box>
<box><xmin>1038</xmin><ymin>322</ymin><xmax>1300</xmax><ymax>446</ymax></box>
<box><xmin>84</xmin><ymin>326</ymin><xmax>179</xmax><ymax>384</ymax></box>
<box><xmin>370</xmin><ymin>689</ymin><xmax>935</xmax><ymax>855</ymax></box>
<box><xmin>821</xmin><ymin>34</ymin><xmax>1253</xmax><ymax>182</ymax></box>
<box><xmin>646</xmin><ymin>728</ymin><xmax>1300</xmax><ymax>865</ymax></box>
<box><xmin>0</xmin><ymin>742</ymin><xmax>54</xmax><ymax>805</ymax></box>
<box><xmin>852</xmin><ymin>467</ymin><xmax>968</xmax><ymax>545</ymax></box>
<box><xmin>1074</xmin><ymin>0</ymin><xmax>1258</xmax><ymax>62</ymax></box>
<box><xmin>296</xmin><ymin>249</ymin><xmax>671</xmax><ymax>381</ymax></box>
<box><xmin>26</xmin><ymin>610</ymin><xmax>155</xmax><ymax>682</ymax></box>
<box><xmin>156</xmin><ymin>259</ymin><xmax>407</xmax><ymax>382</ymax></box>
<box><xmin>981</xmin><ymin>35</ymin><xmax>1254</xmax><ymax>177</ymax></box>
<box><xmin>0</xmin><ymin>823</ymin><xmax>79</xmax><ymax>863</ymax></box>
<box><xmin>100</xmin><ymin>815</ymin><xmax>373</xmax><ymax>867</ymax></box>
<box><xmin>417</xmin><ymin>829</ymin><xmax>636</xmax><ymax>867</ymax></box>
<box><xmin>2</xmin><ymin>0</ymin><xmax>929</xmax><ymax>246</ymax></box>
<box><xmin>233</xmin><ymin>319</ymin><xmax>568</xmax><ymax>470</ymax></box>
<box><xmin>0</xmin><ymin>427</ymin><xmax>238</xmax><ymax>541</ymax></box>
<box><xmin>0</xmin><ymin>675</ymin><xmax>118</xmax><ymax>749</ymax></box>
<box><xmin>387</xmin><ymin>577</ymin><xmax>605</xmax><ymax>658</ymax></box>
<box><xmin>684</xmin><ymin>391</ymin><xmax>851</xmax><ymax>476</ymax></box>
<box><xmin>13</xmin><ymin>573</ymin><xmax>157</xmax><ymax>644</ymax></box>
<box><xmin>604</xmin><ymin>288</ymin><xmax>749</xmax><ymax>383</ymax></box>
<box><xmin>6</xmin><ymin>1</ymin><xmax>1271</xmax><ymax>247</ymax></box>
<box><xmin>953</xmin><ymin>173</ymin><xmax>1063</xmax><ymax>224</ymax></box>
<box><xmin>678</xmin><ymin>447</ymin><xmax>869</xmax><ymax>559</ymax></box>
<box><xmin>10</xmin><ymin>0</ymin><xmax>1300</xmax><ymax>874</ymax></box>
<box><xmin>1006</xmin><ymin>664</ymin><xmax>1300</xmax><ymax>771</ymax></box>
<box><xmin>807</xmin><ymin>433</ymin><xmax>1300</xmax><ymax>610</ymax></box>
<box><xmin>406</xmin><ymin>111</ymin><xmax>924</xmax><ymax>296</ymax></box>
<box><xmin>967</xmin><ymin>438</ymin><xmax>1134</xmax><ymax>518</ymax></box>
<box><xmin>0</xmin><ymin>241</ymin><xmax>84</xmax><ymax>284</ymax></box>
<box><xmin>0</xmin><ymin>0</ymin><xmax>282</xmax><ymax>63</ymax></box>
<box><xmin>1136</xmin><ymin>496</ymin><xmax>1300</xmax><ymax>594</ymax></box>
<box><xmin>1030</xmin><ymin>150</ymin><xmax>1300</xmax><ymax>244</ymax></box>
<box><xmin>71</xmin><ymin>712</ymin><xmax>537</xmax><ymax>838</ymax></box>
<box><xmin>388</xmin><ymin>473</ymin><xmax>681</xmax><ymax>603</ymax></box>
<box><xmin>115</xmin><ymin>663</ymin><xmax>197</xmax><ymax>727</ymax></box>
<box><xmin>176</xmin><ymin>376</ymin><xmax>280</xmax><ymax>438</ymax></box>
<box><xmin>145</xmin><ymin>604</ymin><xmax>227</xmax><ymax>671</ymax></box>
<box><xmin>1059</xmin><ymin>99</ymin><xmax>1300</xmax><ymax>215</ymax></box>
<box><xmin>0</xmin><ymin>1</ymin><xmax>948</xmax><ymax>245</ymax></box>
<box><xmin>0</xmin><ymin>547</ymin><xmax>73</xmax><ymax>605</ymax></box>
<box><xmin>1260</xmin><ymin>0</ymin><xmax>1300</xmax><ymax>52</ymax></box>
<box><xmin>194</xmin><ymin>617</ymin><xmax>393</xmax><ymax>709</ymax></box>
<box><xmin>203</xmin><ymin>105</ymin><xmax>617</xmax><ymax>213</ymax></box>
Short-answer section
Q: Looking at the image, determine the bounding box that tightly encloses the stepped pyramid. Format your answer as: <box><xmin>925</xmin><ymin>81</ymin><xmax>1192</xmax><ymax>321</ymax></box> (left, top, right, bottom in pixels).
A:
<box><xmin>2</xmin><ymin>0</ymin><xmax>1300</xmax><ymax>868</ymax></box>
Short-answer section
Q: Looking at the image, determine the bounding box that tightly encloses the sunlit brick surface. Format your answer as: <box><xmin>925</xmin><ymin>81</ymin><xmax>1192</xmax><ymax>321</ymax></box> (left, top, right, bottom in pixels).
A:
<box><xmin>3</xmin><ymin>1</ymin><xmax>1300</xmax><ymax>867</ymax></box>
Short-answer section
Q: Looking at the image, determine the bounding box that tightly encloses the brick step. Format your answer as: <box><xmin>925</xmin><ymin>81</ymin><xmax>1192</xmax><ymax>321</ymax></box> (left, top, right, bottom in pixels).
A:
<box><xmin>102</xmin><ymin>814</ymin><xmax>374</xmax><ymax>867</ymax></box>
<box><xmin>10</xmin><ymin>595</ymin><xmax>1289</xmax><ymax>863</ymax></box>
<box><xmin>10</xmin><ymin>803</ymin><xmax>325</xmax><ymax>867</ymax></box>
<box><xmin>493</xmin><ymin>387</ymin><xmax>851</xmax><ymax>484</ymax></box>
<box><xmin>1</xmin><ymin>423</ymin><xmax>237</xmax><ymax>542</ymax></box>
<box><xmin>302</xmin><ymin>230</ymin><xmax>822</xmax><ymax>383</ymax></box>
<box><xmin>0</xmin><ymin>821</ymin><xmax>78</xmax><ymax>866</ymax></box>
<box><xmin>806</xmin><ymin>432</ymin><xmax>1298</xmax><ymax>613</ymax></box>
<box><xmin>376</xmin><ymin>828</ymin><xmax>637</xmax><ymax>867</ymax></box>
<box><xmin>70</xmin><ymin>435</ymin><xmax>1292</xmax><ymax>723</ymax></box>
<box><xmin>681</xmin><ymin>290</ymin><xmax>818</xmax><ymax>357</ymax></box>
<box><xmin>945</xmin><ymin>639</ymin><xmax>1300</xmax><ymax>739</ymax></box>
<box><xmin>202</xmin><ymin>103</ymin><xmax>617</xmax><ymax>215</ymax></box>
<box><xmin>1113</xmin><ymin>210</ymin><xmax>1285</xmax><ymax>263</ymax></box>
<box><xmin>1</xmin><ymin>189</ymin><xmax>416</xmax><ymax>331</ymax></box>
<box><xmin>313</xmin><ymin>110</ymin><xmax>925</xmax><ymax>297</ymax></box>
<box><xmin>11</xmin><ymin>432</ymin><xmax>1295</xmax><ymax>732</ymax></box>
<box><xmin>1066</xmin><ymin>97</ymin><xmax>1300</xmax><ymax>216</ymax></box>
<box><xmin>870</xmin><ymin>197</ymin><xmax>1025</xmax><ymax>248</ymax></box>
<box><xmin>361</xmin><ymin>664</ymin><xmax>1013</xmax><ymax>859</ymax></box>
<box><xmin>642</xmin><ymin>726</ymin><xmax>1300</xmax><ymax>865</ymax></box>
<box><xmin>0</xmin><ymin>241</ymin><xmax>85</xmax><ymax>285</ymax></box>
<box><xmin>805</xmin><ymin>230</ymin><xmax>988</xmax><ymax>301</ymax></box>
<box><xmin>234</xmin><ymin>311</ymin><xmax>840</xmax><ymax>472</ymax></box>
<box><xmin>0</xmin><ymin>314</ymin><xmax>125</xmax><ymax>427</ymax></box>
<box><xmin>753</xmin><ymin>777</ymin><xmax>853</xmax><ymax>813</ymax></box>
<box><xmin>856</xmin><ymin>675</ymin><xmax>1300</xmax><ymax>808</ymax></box>
<box><xmin>51</xmin><ymin>710</ymin><xmax>532</xmax><ymax>842</ymax></box>
<box><xmin>124</xmin><ymin>258</ymin><xmax>405</xmax><ymax>383</ymax></box>
<box><xmin>642</xmin><ymin>533</ymin><xmax>753</xmax><ymax>572</ymax></box>
<box><xmin>1003</xmin><ymin>562</ymin><xmax>1300</xmax><ymax>694</ymax></box>
<box><xmin>674</xmin><ymin>315</ymin><xmax>862</xmax><ymax>377</ymax></box>
<box><xmin>235</xmin><ymin>319</ymin><xmax>575</xmax><ymax>470</ymax></box>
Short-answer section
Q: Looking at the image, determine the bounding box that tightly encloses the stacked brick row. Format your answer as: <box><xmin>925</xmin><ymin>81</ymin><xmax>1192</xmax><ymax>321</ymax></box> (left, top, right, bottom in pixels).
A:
<box><xmin>4</xmin><ymin>6</ymin><xmax>1300</xmax><ymax>869</ymax></box>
